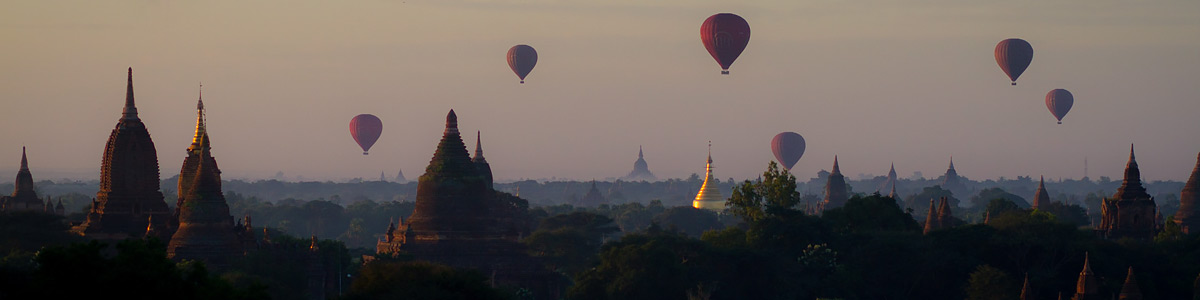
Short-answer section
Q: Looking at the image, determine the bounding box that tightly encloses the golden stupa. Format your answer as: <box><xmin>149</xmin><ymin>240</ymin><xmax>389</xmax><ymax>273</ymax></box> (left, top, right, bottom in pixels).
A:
<box><xmin>693</xmin><ymin>142</ymin><xmax>725</xmax><ymax>210</ymax></box>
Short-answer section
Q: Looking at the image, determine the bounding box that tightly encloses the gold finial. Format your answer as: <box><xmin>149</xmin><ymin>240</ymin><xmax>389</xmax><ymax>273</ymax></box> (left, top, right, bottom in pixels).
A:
<box><xmin>188</xmin><ymin>84</ymin><xmax>208</xmax><ymax>153</ymax></box>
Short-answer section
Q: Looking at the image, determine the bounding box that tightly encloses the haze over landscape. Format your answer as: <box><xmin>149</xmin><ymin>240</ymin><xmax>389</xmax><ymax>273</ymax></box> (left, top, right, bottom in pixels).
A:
<box><xmin>3</xmin><ymin>0</ymin><xmax>1199</xmax><ymax>182</ymax></box>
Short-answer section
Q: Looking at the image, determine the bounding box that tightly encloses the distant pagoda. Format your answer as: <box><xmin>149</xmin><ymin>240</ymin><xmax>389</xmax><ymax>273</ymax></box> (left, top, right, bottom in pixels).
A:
<box><xmin>1033</xmin><ymin>176</ymin><xmax>1050</xmax><ymax>210</ymax></box>
<box><xmin>73</xmin><ymin>68</ymin><xmax>173</xmax><ymax>240</ymax></box>
<box><xmin>375</xmin><ymin>110</ymin><xmax>559</xmax><ymax>298</ymax></box>
<box><xmin>941</xmin><ymin>157</ymin><xmax>968</xmax><ymax>197</ymax></box>
<box><xmin>581</xmin><ymin>180</ymin><xmax>606</xmax><ymax>206</ymax></box>
<box><xmin>1097</xmin><ymin>145</ymin><xmax>1158</xmax><ymax>241</ymax></box>
<box><xmin>1119</xmin><ymin>267</ymin><xmax>1143</xmax><ymax>300</ymax></box>
<box><xmin>922</xmin><ymin>197</ymin><xmax>956</xmax><ymax>234</ymax></box>
<box><xmin>879</xmin><ymin>162</ymin><xmax>898</xmax><ymax>195</ymax></box>
<box><xmin>1175</xmin><ymin>152</ymin><xmax>1200</xmax><ymax>234</ymax></box>
<box><xmin>692</xmin><ymin>143</ymin><xmax>724</xmax><ymax>211</ymax></box>
<box><xmin>1</xmin><ymin>147</ymin><xmax>47</xmax><ymax>212</ymax></box>
<box><xmin>166</xmin><ymin>95</ymin><xmax>252</xmax><ymax>268</ymax></box>
<box><xmin>821</xmin><ymin>156</ymin><xmax>849</xmax><ymax>210</ymax></box>
<box><xmin>623</xmin><ymin>146</ymin><xmax>657</xmax><ymax>181</ymax></box>
<box><xmin>1072</xmin><ymin>253</ymin><xmax>1102</xmax><ymax>300</ymax></box>
<box><xmin>472</xmin><ymin>131</ymin><xmax>493</xmax><ymax>190</ymax></box>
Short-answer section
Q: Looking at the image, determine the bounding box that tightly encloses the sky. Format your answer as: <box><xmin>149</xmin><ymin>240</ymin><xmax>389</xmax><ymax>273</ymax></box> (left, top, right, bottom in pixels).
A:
<box><xmin>2</xmin><ymin>0</ymin><xmax>1199</xmax><ymax>183</ymax></box>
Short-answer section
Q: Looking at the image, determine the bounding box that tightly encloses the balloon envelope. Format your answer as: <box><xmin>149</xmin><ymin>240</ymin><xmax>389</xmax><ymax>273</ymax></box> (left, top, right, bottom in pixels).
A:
<box><xmin>700</xmin><ymin>13</ymin><xmax>751</xmax><ymax>75</ymax></box>
<box><xmin>507</xmin><ymin>45</ymin><xmax>538</xmax><ymax>83</ymax></box>
<box><xmin>771</xmin><ymin>132</ymin><xmax>806</xmax><ymax>170</ymax></box>
<box><xmin>995</xmin><ymin>38</ymin><xmax>1033</xmax><ymax>85</ymax></box>
<box><xmin>350</xmin><ymin>114</ymin><xmax>383</xmax><ymax>155</ymax></box>
<box><xmin>1045</xmin><ymin>89</ymin><xmax>1074</xmax><ymax>124</ymax></box>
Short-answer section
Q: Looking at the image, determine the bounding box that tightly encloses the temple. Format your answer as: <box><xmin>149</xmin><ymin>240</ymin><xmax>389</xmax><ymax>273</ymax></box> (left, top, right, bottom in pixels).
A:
<box><xmin>940</xmin><ymin>157</ymin><xmax>969</xmax><ymax>198</ymax></box>
<box><xmin>922</xmin><ymin>197</ymin><xmax>956</xmax><ymax>234</ymax></box>
<box><xmin>1097</xmin><ymin>145</ymin><xmax>1159</xmax><ymax>241</ymax></box>
<box><xmin>1033</xmin><ymin>176</ymin><xmax>1050</xmax><ymax>210</ymax></box>
<box><xmin>880</xmin><ymin>163</ymin><xmax>897</xmax><ymax>195</ymax></box>
<box><xmin>73</xmin><ymin>68</ymin><xmax>174</xmax><ymax>240</ymax></box>
<box><xmin>1175</xmin><ymin>152</ymin><xmax>1200</xmax><ymax>234</ymax></box>
<box><xmin>1019</xmin><ymin>274</ymin><xmax>1033</xmax><ymax>300</ymax></box>
<box><xmin>1</xmin><ymin>147</ymin><xmax>49</xmax><ymax>212</ymax></box>
<box><xmin>581</xmin><ymin>180</ymin><xmax>606</xmax><ymax>206</ymax></box>
<box><xmin>166</xmin><ymin>95</ymin><xmax>254</xmax><ymax>268</ymax></box>
<box><xmin>1072</xmin><ymin>253</ymin><xmax>1101</xmax><ymax>300</ymax></box>
<box><xmin>1119</xmin><ymin>267</ymin><xmax>1143</xmax><ymax>300</ymax></box>
<box><xmin>623</xmin><ymin>146</ymin><xmax>657</xmax><ymax>181</ymax></box>
<box><xmin>692</xmin><ymin>143</ymin><xmax>724</xmax><ymax>211</ymax></box>
<box><xmin>821</xmin><ymin>156</ymin><xmax>849</xmax><ymax>210</ymax></box>
<box><xmin>375</xmin><ymin>110</ymin><xmax>559</xmax><ymax>299</ymax></box>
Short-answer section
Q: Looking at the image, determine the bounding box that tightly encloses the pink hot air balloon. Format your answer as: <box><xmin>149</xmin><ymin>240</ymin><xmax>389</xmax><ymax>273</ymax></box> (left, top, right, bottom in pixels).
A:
<box><xmin>771</xmin><ymin>132</ymin><xmax>806</xmax><ymax>170</ymax></box>
<box><xmin>995</xmin><ymin>38</ymin><xmax>1033</xmax><ymax>86</ymax></box>
<box><xmin>507</xmin><ymin>45</ymin><xmax>538</xmax><ymax>84</ymax></box>
<box><xmin>1045</xmin><ymin>89</ymin><xmax>1074</xmax><ymax>124</ymax></box>
<box><xmin>700</xmin><ymin>13</ymin><xmax>751</xmax><ymax>75</ymax></box>
<box><xmin>350</xmin><ymin>114</ymin><xmax>383</xmax><ymax>155</ymax></box>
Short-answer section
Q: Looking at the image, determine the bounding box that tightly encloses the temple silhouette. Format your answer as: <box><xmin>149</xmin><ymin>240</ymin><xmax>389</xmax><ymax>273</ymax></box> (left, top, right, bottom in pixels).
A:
<box><xmin>375</xmin><ymin>110</ymin><xmax>560</xmax><ymax>299</ymax></box>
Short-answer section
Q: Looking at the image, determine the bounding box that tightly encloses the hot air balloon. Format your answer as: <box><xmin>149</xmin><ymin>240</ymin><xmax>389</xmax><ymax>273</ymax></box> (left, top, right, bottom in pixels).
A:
<box><xmin>995</xmin><ymin>38</ymin><xmax>1033</xmax><ymax>85</ymax></box>
<box><xmin>1045</xmin><ymin>89</ymin><xmax>1074</xmax><ymax>124</ymax></box>
<box><xmin>350</xmin><ymin>114</ymin><xmax>383</xmax><ymax>155</ymax></box>
<box><xmin>700</xmin><ymin>13</ymin><xmax>751</xmax><ymax>75</ymax></box>
<box><xmin>507</xmin><ymin>45</ymin><xmax>538</xmax><ymax>84</ymax></box>
<box><xmin>771</xmin><ymin>132</ymin><xmax>806</xmax><ymax>171</ymax></box>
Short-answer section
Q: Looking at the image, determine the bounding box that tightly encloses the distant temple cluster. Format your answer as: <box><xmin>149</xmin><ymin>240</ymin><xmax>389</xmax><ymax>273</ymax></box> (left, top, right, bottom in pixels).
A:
<box><xmin>374</xmin><ymin>110</ymin><xmax>561</xmax><ymax>299</ymax></box>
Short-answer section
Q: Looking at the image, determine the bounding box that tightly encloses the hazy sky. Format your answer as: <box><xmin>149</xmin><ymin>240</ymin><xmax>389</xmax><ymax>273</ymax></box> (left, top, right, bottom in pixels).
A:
<box><xmin>2</xmin><ymin>0</ymin><xmax>1199</xmax><ymax>183</ymax></box>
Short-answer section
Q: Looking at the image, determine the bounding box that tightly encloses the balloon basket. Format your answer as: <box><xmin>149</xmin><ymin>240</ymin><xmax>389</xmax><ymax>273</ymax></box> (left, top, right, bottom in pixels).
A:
<box><xmin>1057</xmin><ymin>121</ymin><xmax>1062</xmax><ymax>124</ymax></box>
<box><xmin>520</xmin><ymin>80</ymin><xmax>525</xmax><ymax>84</ymax></box>
<box><xmin>1011</xmin><ymin>82</ymin><xmax>1017</xmax><ymax>86</ymax></box>
<box><xmin>721</xmin><ymin>70</ymin><xmax>730</xmax><ymax>75</ymax></box>
<box><xmin>363</xmin><ymin>152</ymin><xmax>369</xmax><ymax>155</ymax></box>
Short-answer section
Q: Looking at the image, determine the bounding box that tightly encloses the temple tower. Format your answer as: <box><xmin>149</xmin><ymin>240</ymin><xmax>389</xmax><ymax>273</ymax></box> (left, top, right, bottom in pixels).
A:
<box><xmin>1098</xmin><ymin>145</ymin><xmax>1158</xmax><ymax>240</ymax></box>
<box><xmin>923</xmin><ymin>197</ymin><xmax>955</xmax><ymax>234</ymax></box>
<box><xmin>692</xmin><ymin>142</ymin><xmax>724</xmax><ymax>210</ymax></box>
<box><xmin>624</xmin><ymin>146</ymin><xmax>657</xmax><ymax>181</ymax></box>
<box><xmin>880</xmin><ymin>163</ymin><xmax>898</xmax><ymax>194</ymax></box>
<box><xmin>472</xmin><ymin>131</ymin><xmax>493</xmax><ymax>190</ymax></box>
<box><xmin>1020</xmin><ymin>274</ymin><xmax>1033</xmax><ymax>300</ymax></box>
<box><xmin>1175</xmin><ymin>152</ymin><xmax>1200</xmax><ymax>234</ymax></box>
<box><xmin>73</xmin><ymin>68</ymin><xmax>172</xmax><ymax>240</ymax></box>
<box><xmin>2</xmin><ymin>147</ymin><xmax>44</xmax><ymax>211</ymax></box>
<box><xmin>1118</xmin><ymin>267</ymin><xmax>1142</xmax><ymax>300</ymax></box>
<box><xmin>406</xmin><ymin>110</ymin><xmax>494</xmax><ymax>238</ymax></box>
<box><xmin>822</xmin><ymin>156</ymin><xmax>849</xmax><ymax>210</ymax></box>
<box><xmin>1033</xmin><ymin>176</ymin><xmax>1050</xmax><ymax>210</ymax></box>
<box><xmin>167</xmin><ymin>96</ymin><xmax>242</xmax><ymax>268</ymax></box>
<box><xmin>1072</xmin><ymin>253</ymin><xmax>1102</xmax><ymax>300</ymax></box>
<box><xmin>582</xmin><ymin>180</ymin><xmax>606</xmax><ymax>206</ymax></box>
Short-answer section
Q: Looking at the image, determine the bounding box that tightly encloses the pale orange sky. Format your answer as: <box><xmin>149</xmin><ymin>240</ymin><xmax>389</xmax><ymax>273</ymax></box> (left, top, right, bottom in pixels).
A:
<box><xmin>2</xmin><ymin>0</ymin><xmax>1199</xmax><ymax>182</ymax></box>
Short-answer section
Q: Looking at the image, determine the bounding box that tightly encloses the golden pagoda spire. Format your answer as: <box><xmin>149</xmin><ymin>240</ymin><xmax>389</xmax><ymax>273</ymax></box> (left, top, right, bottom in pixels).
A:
<box><xmin>693</xmin><ymin>141</ymin><xmax>724</xmax><ymax>210</ymax></box>
<box><xmin>188</xmin><ymin>84</ymin><xmax>209</xmax><ymax>154</ymax></box>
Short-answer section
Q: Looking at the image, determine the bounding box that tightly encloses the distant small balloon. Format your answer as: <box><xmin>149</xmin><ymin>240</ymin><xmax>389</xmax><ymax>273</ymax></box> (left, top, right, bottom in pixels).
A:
<box><xmin>700</xmin><ymin>13</ymin><xmax>751</xmax><ymax>75</ymax></box>
<box><xmin>995</xmin><ymin>38</ymin><xmax>1034</xmax><ymax>85</ymax></box>
<box><xmin>507</xmin><ymin>45</ymin><xmax>538</xmax><ymax>84</ymax></box>
<box><xmin>350</xmin><ymin>114</ymin><xmax>383</xmax><ymax>155</ymax></box>
<box><xmin>771</xmin><ymin>132</ymin><xmax>806</xmax><ymax>171</ymax></box>
<box><xmin>1045</xmin><ymin>89</ymin><xmax>1074</xmax><ymax>124</ymax></box>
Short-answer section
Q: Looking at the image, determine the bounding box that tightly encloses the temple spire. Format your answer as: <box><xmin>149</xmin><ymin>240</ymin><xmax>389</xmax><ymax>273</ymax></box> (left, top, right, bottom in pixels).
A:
<box><xmin>473</xmin><ymin>131</ymin><xmax>485</xmax><ymax>161</ymax></box>
<box><xmin>832</xmin><ymin>156</ymin><xmax>841</xmax><ymax>174</ymax></box>
<box><xmin>1033</xmin><ymin>176</ymin><xmax>1049</xmax><ymax>210</ymax></box>
<box><xmin>188</xmin><ymin>85</ymin><xmax>208</xmax><ymax>154</ymax></box>
<box><xmin>948</xmin><ymin>156</ymin><xmax>955</xmax><ymax>171</ymax></box>
<box><xmin>1113</xmin><ymin>143</ymin><xmax>1149</xmax><ymax>200</ymax></box>
<box><xmin>1019</xmin><ymin>273</ymin><xmax>1033</xmax><ymax>300</ymax></box>
<box><xmin>20</xmin><ymin>147</ymin><xmax>28</xmax><ymax>171</ymax></box>
<box><xmin>639</xmin><ymin>145</ymin><xmax>644</xmax><ymax>159</ymax></box>
<box><xmin>122</xmin><ymin>68</ymin><xmax>138</xmax><ymax>120</ymax></box>
<box><xmin>445</xmin><ymin>109</ymin><xmax>459</xmax><ymax>136</ymax></box>
<box><xmin>1119</xmin><ymin>266</ymin><xmax>1143</xmax><ymax>300</ymax></box>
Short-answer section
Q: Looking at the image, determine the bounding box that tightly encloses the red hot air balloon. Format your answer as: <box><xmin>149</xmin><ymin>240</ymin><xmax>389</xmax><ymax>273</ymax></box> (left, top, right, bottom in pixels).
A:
<box><xmin>771</xmin><ymin>132</ymin><xmax>806</xmax><ymax>171</ymax></box>
<box><xmin>1045</xmin><ymin>89</ymin><xmax>1074</xmax><ymax>124</ymax></box>
<box><xmin>700</xmin><ymin>13</ymin><xmax>751</xmax><ymax>75</ymax></box>
<box><xmin>507</xmin><ymin>45</ymin><xmax>538</xmax><ymax>84</ymax></box>
<box><xmin>350</xmin><ymin>114</ymin><xmax>383</xmax><ymax>155</ymax></box>
<box><xmin>995</xmin><ymin>38</ymin><xmax>1033</xmax><ymax>85</ymax></box>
